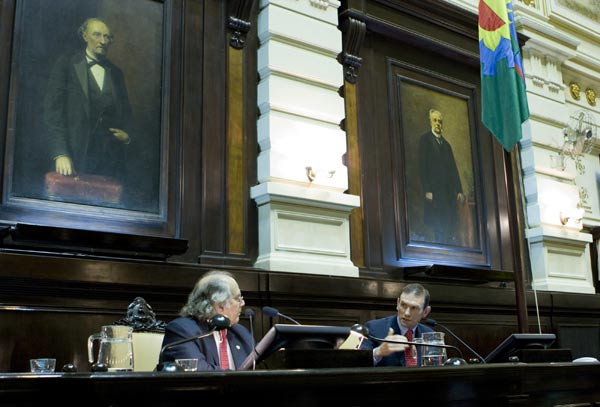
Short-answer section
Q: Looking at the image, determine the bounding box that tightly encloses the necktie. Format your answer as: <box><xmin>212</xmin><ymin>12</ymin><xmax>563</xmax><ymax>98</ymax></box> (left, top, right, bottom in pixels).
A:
<box><xmin>405</xmin><ymin>330</ymin><xmax>418</xmax><ymax>367</ymax></box>
<box><xmin>87</xmin><ymin>59</ymin><xmax>106</xmax><ymax>90</ymax></box>
<box><xmin>219</xmin><ymin>330</ymin><xmax>230</xmax><ymax>370</ymax></box>
<box><xmin>88</xmin><ymin>59</ymin><xmax>107</xmax><ymax>68</ymax></box>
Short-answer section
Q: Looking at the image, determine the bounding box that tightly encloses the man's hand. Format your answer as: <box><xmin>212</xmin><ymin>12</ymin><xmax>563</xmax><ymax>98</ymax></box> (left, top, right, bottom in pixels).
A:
<box><xmin>109</xmin><ymin>128</ymin><xmax>130</xmax><ymax>144</ymax></box>
<box><xmin>425</xmin><ymin>192</ymin><xmax>433</xmax><ymax>200</ymax></box>
<box><xmin>55</xmin><ymin>155</ymin><xmax>74</xmax><ymax>176</ymax></box>
<box><xmin>374</xmin><ymin>327</ymin><xmax>409</xmax><ymax>359</ymax></box>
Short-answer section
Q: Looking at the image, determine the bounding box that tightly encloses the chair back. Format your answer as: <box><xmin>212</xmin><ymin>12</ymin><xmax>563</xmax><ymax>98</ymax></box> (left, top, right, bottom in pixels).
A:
<box><xmin>132</xmin><ymin>331</ymin><xmax>164</xmax><ymax>372</ymax></box>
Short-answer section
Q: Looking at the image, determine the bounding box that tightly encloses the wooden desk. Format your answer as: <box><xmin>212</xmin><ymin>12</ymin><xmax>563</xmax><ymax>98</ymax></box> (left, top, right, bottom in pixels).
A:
<box><xmin>1</xmin><ymin>363</ymin><xmax>599</xmax><ymax>406</ymax></box>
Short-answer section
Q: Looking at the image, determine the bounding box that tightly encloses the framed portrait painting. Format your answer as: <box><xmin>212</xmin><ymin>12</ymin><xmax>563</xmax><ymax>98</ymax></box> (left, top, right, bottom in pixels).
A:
<box><xmin>1</xmin><ymin>0</ymin><xmax>173</xmax><ymax>234</ymax></box>
<box><xmin>389</xmin><ymin>60</ymin><xmax>488</xmax><ymax>266</ymax></box>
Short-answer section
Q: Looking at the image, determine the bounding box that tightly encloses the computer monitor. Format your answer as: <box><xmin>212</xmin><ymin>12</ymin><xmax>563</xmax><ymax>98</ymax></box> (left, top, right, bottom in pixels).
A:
<box><xmin>238</xmin><ymin>324</ymin><xmax>351</xmax><ymax>370</ymax></box>
<box><xmin>484</xmin><ymin>333</ymin><xmax>556</xmax><ymax>363</ymax></box>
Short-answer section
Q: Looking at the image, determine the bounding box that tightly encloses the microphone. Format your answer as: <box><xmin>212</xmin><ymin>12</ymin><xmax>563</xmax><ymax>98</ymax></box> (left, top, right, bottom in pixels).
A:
<box><xmin>244</xmin><ymin>308</ymin><xmax>255</xmax><ymax>338</ymax></box>
<box><xmin>262</xmin><ymin>306</ymin><xmax>301</xmax><ymax>325</ymax></box>
<box><xmin>244</xmin><ymin>308</ymin><xmax>257</xmax><ymax>370</ymax></box>
<box><xmin>155</xmin><ymin>314</ymin><xmax>230</xmax><ymax>372</ymax></box>
<box><xmin>422</xmin><ymin>319</ymin><xmax>486</xmax><ymax>364</ymax></box>
<box><xmin>350</xmin><ymin>324</ymin><xmax>464</xmax><ymax>359</ymax></box>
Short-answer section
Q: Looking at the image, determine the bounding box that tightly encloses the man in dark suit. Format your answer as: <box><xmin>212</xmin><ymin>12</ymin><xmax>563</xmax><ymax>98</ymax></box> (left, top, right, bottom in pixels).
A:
<box><xmin>43</xmin><ymin>17</ymin><xmax>132</xmax><ymax>179</ymax></box>
<box><xmin>418</xmin><ymin>109</ymin><xmax>464</xmax><ymax>245</ymax></box>
<box><xmin>360</xmin><ymin>283</ymin><xmax>434</xmax><ymax>367</ymax></box>
<box><xmin>160</xmin><ymin>270</ymin><xmax>254</xmax><ymax>371</ymax></box>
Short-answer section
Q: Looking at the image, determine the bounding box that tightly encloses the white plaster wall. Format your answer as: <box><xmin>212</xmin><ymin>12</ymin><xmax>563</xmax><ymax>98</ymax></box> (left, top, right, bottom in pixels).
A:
<box><xmin>527</xmin><ymin>227</ymin><xmax>594</xmax><ymax>293</ymax></box>
<box><xmin>252</xmin><ymin>0</ymin><xmax>359</xmax><ymax>276</ymax></box>
<box><xmin>447</xmin><ymin>0</ymin><xmax>599</xmax><ymax>293</ymax></box>
<box><xmin>256</xmin><ymin>0</ymin><xmax>348</xmax><ymax>192</ymax></box>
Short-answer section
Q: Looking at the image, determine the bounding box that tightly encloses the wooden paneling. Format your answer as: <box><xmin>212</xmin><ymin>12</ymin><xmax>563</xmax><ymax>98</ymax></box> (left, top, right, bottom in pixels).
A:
<box><xmin>0</xmin><ymin>0</ymin><xmax>598</xmax><ymax>386</ymax></box>
<box><xmin>3</xmin><ymin>364</ymin><xmax>600</xmax><ymax>406</ymax></box>
<box><xmin>339</xmin><ymin>0</ymin><xmax>526</xmax><ymax>294</ymax></box>
<box><xmin>1</xmin><ymin>252</ymin><xmax>600</xmax><ymax>373</ymax></box>
<box><xmin>0</xmin><ymin>0</ymin><xmax>258</xmax><ymax>267</ymax></box>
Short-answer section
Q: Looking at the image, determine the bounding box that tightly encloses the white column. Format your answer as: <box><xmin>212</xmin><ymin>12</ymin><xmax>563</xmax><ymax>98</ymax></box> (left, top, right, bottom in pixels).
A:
<box><xmin>517</xmin><ymin>11</ymin><xmax>596</xmax><ymax>293</ymax></box>
<box><xmin>251</xmin><ymin>0</ymin><xmax>360</xmax><ymax>276</ymax></box>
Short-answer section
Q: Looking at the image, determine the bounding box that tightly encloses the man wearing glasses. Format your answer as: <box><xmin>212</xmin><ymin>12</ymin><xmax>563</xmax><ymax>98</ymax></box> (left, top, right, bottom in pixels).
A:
<box><xmin>160</xmin><ymin>270</ymin><xmax>254</xmax><ymax>370</ymax></box>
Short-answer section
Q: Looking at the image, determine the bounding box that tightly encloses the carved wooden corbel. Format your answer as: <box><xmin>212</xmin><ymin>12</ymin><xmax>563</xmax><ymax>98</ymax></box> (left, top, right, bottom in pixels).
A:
<box><xmin>337</xmin><ymin>17</ymin><xmax>366</xmax><ymax>84</ymax></box>
<box><xmin>227</xmin><ymin>0</ymin><xmax>255</xmax><ymax>49</ymax></box>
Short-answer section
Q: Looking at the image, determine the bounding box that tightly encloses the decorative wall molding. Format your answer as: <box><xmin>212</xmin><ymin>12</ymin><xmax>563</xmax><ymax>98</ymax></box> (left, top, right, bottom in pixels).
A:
<box><xmin>337</xmin><ymin>17</ymin><xmax>366</xmax><ymax>84</ymax></box>
<box><xmin>527</xmin><ymin>226</ymin><xmax>594</xmax><ymax>294</ymax></box>
<box><xmin>309</xmin><ymin>0</ymin><xmax>329</xmax><ymax>10</ymax></box>
<box><xmin>251</xmin><ymin>182</ymin><xmax>359</xmax><ymax>277</ymax></box>
<box><xmin>228</xmin><ymin>0</ymin><xmax>256</xmax><ymax>49</ymax></box>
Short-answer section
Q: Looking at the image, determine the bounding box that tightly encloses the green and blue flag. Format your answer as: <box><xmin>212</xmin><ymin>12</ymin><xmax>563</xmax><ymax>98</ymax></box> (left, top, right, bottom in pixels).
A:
<box><xmin>479</xmin><ymin>0</ymin><xmax>530</xmax><ymax>152</ymax></box>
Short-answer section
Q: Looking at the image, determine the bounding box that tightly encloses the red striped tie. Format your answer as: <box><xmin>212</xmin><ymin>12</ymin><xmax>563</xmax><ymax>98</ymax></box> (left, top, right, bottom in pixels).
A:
<box><xmin>405</xmin><ymin>330</ymin><xmax>418</xmax><ymax>367</ymax></box>
<box><xmin>219</xmin><ymin>330</ymin><xmax>230</xmax><ymax>370</ymax></box>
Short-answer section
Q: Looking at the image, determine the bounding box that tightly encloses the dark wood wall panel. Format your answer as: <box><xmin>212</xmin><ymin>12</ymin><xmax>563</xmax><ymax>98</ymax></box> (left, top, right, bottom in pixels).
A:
<box><xmin>557</xmin><ymin>324</ymin><xmax>600</xmax><ymax>360</ymax></box>
<box><xmin>196</xmin><ymin>0</ymin><xmax>258</xmax><ymax>266</ymax></box>
<box><xmin>338</xmin><ymin>0</ymin><xmax>538</xmax><ymax>335</ymax></box>
<box><xmin>178</xmin><ymin>0</ymin><xmax>206</xmax><ymax>260</ymax></box>
<box><xmin>0</xmin><ymin>0</ymin><xmax>258</xmax><ymax>267</ymax></box>
<box><xmin>0</xmin><ymin>0</ymin><xmax>599</xmax><ymax>383</ymax></box>
<box><xmin>2</xmin><ymin>252</ymin><xmax>599</xmax><ymax>373</ymax></box>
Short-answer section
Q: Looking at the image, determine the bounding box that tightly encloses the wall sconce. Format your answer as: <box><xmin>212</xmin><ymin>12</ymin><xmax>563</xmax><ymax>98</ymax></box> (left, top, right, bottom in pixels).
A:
<box><xmin>559</xmin><ymin>207</ymin><xmax>584</xmax><ymax>226</ymax></box>
<box><xmin>305</xmin><ymin>166</ymin><xmax>335</xmax><ymax>182</ymax></box>
<box><xmin>562</xmin><ymin>110</ymin><xmax>596</xmax><ymax>158</ymax></box>
<box><xmin>549</xmin><ymin>153</ymin><xmax>566</xmax><ymax>171</ymax></box>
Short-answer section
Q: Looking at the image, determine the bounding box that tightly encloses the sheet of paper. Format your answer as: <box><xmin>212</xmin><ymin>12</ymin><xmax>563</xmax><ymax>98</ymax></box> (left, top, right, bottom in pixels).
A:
<box><xmin>338</xmin><ymin>330</ymin><xmax>364</xmax><ymax>350</ymax></box>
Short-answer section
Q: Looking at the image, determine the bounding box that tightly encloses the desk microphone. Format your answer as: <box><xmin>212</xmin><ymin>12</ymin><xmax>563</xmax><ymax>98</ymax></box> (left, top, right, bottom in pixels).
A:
<box><xmin>244</xmin><ymin>308</ymin><xmax>257</xmax><ymax>370</ymax></box>
<box><xmin>245</xmin><ymin>308</ymin><xmax>255</xmax><ymax>342</ymax></box>
<box><xmin>350</xmin><ymin>324</ymin><xmax>465</xmax><ymax>360</ymax></box>
<box><xmin>422</xmin><ymin>319</ymin><xmax>486</xmax><ymax>364</ymax></box>
<box><xmin>262</xmin><ymin>306</ymin><xmax>301</xmax><ymax>325</ymax></box>
<box><xmin>155</xmin><ymin>314</ymin><xmax>230</xmax><ymax>372</ymax></box>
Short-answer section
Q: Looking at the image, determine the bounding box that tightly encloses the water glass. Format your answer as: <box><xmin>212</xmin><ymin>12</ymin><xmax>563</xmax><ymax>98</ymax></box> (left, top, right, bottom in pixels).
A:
<box><xmin>421</xmin><ymin>332</ymin><xmax>447</xmax><ymax>367</ymax></box>
<box><xmin>175</xmin><ymin>358</ymin><xmax>199</xmax><ymax>372</ymax></box>
<box><xmin>411</xmin><ymin>337</ymin><xmax>423</xmax><ymax>362</ymax></box>
<box><xmin>30</xmin><ymin>358</ymin><xmax>56</xmax><ymax>373</ymax></box>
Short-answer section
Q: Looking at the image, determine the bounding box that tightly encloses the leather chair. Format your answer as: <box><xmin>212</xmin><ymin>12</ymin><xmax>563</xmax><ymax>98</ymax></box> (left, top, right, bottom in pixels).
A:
<box><xmin>113</xmin><ymin>297</ymin><xmax>166</xmax><ymax>372</ymax></box>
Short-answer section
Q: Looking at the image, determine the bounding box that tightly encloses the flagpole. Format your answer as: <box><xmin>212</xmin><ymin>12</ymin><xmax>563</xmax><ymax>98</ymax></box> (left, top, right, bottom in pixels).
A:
<box><xmin>508</xmin><ymin>146</ymin><xmax>529</xmax><ymax>333</ymax></box>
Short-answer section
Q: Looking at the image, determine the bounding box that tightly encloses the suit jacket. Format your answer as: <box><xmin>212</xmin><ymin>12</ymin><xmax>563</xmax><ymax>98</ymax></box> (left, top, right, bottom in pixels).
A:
<box><xmin>160</xmin><ymin>316</ymin><xmax>254</xmax><ymax>371</ymax></box>
<box><xmin>43</xmin><ymin>50</ymin><xmax>132</xmax><ymax>177</ymax></box>
<box><xmin>359</xmin><ymin>315</ymin><xmax>434</xmax><ymax>367</ymax></box>
<box><xmin>417</xmin><ymin>130</ymin><xmax>462</xmax><ymax>241</ymax></box>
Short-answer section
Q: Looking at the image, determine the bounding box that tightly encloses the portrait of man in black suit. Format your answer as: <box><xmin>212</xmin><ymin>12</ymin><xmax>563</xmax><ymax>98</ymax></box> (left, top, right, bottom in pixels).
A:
<box><xmin>417</xmin><ymin>109</ymin><xmax>465</xmax><ymax>245</ymax></box>
<box><xmin>9</xmin><ymin>1</ymin><xmax>163</xmax><ymax>214</ymax></box>
<box><xmin>43</xmin><ymin>17</ymin><xmax>132</xmax><ymax>180</ymax></box>
<box><xmin>399</xmin><ymin>80</ymin><xmax>478</xmax><ymax>250</ymax></box>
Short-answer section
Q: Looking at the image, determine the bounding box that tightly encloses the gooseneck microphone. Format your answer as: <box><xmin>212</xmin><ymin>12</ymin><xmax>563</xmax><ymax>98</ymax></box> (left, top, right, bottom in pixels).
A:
<box><xmin>350</xmin><ymin>324</ymin><xmax>464</xmax><ymax>359</ymax></box>
<box><xmin>156</xmin><ymin>314</ymin><xmax>230</xmax><ymax>372</ymax></box>
<box><xmin>262</xmin><ymin>306</ymin><xmax>301</xmax><ymax>325</ymax></box>
<box><xmin>245</xmin><ymin>308</ymin><xmax>255</xmax><ymax>342</ymax></box>
<box><xmin>244</xmin><ymin>308</ymin><xmax>257</xmax><ymax>370</ymax></box>
<box><xmin>422</xmin><ymin>319</ymin><xmax>486</xmax><ymax>364</ymax></box>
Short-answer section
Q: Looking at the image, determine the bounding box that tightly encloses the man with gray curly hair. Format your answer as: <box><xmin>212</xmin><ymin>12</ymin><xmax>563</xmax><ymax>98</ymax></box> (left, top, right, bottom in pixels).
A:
<box><xmin>159</xmin><ymin>270</ymin><xmax>253</xmax><ymax>370</ymax></box>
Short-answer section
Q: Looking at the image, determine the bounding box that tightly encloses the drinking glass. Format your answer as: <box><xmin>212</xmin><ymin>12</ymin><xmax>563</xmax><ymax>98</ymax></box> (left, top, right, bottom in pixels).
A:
<box><xmin>30</xmin><ymin>358</ymin><xmax>56</xmax><ymax>373</ymax></box>
<box><xmin>175</xmin><ymin>358</ymin><xmax>199</xmax><ymax>372</ymax></box>
<box><xmin>421</xmin><ymin>332</ymin><xmax>447</xmax><ymax>367</ymax></box>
